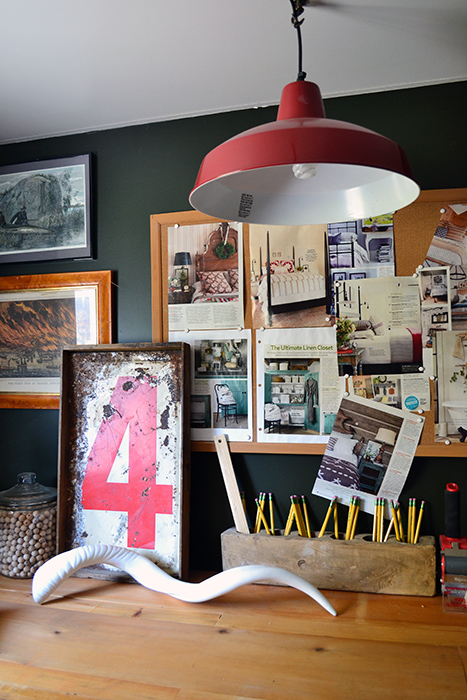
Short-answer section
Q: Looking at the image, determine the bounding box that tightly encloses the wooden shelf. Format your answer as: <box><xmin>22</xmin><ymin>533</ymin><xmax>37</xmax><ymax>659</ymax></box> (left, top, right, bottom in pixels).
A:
<box><xmin>191</xmin><ymin>440</ymin><xmax>467</xmax><ymax>457</ymax></box>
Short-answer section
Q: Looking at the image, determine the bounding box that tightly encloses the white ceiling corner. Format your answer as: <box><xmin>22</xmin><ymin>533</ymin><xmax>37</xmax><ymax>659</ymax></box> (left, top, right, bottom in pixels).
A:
<box><xmin>0</xmin><ymin>0</ymin><xmax>466</xmax><ymax>145</ymax></box>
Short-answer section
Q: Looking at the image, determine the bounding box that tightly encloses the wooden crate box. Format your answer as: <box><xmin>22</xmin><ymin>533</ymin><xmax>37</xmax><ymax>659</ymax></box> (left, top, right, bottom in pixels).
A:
<box><xmin>221</xmin><ymin>528</ymin><xmax>436</xmax><ymax>596</ymax></box>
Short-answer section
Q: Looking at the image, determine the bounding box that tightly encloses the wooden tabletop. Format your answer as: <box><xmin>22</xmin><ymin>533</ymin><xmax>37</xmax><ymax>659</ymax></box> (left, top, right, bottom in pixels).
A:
<box><xmin>0</xmin><ymin>573</ymin><xmax>466</xmax><ymax>700</ymax></box>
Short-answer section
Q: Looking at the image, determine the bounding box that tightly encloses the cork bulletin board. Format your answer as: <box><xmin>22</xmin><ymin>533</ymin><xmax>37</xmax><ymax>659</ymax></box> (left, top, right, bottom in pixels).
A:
<box><xmin>393</xmin><ymin>188</ymin><xmax>467</xmax><ymax>455</ymax></box>
<box><xmin>151</xmin><ymin>188</ymin><xmax>467</xmax><ymax>457</ymax></box>
<box><xmin>393</xmin><ymin>189</ymin><xmax>467</xmax><ymax>277</ymax></box>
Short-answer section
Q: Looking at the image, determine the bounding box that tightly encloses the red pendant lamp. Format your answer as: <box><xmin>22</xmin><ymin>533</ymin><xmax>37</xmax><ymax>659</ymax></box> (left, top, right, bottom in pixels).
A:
<box><xmin>190</xmin><ymin>2</ymin><xmax>419</xmax><ymax>226</ymax></box>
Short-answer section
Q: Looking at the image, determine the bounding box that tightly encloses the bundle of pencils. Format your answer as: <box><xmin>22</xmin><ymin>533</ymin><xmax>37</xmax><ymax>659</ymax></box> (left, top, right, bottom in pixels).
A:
<box><xmin>252</xmin><ymin>492</ymin><xmax>313</xmax><ymax>537</ymax></box>
<box><xmin>383</xmin><ymin>498</ymin><xmax>425</xmax><ymax>543</ymax></box>
<box><xmin>253</xmin><ymin>492</ymin><xmax>274</xmax><ymax>535</ymax></box>
<box><xmin>386</xmin><ymin>500</ymin><xmax>402</xmax><ymax>542</ymax></box>
<box><xmin>284</xmin><ymin>495</ymin><xmax>312</xmax><ymax>537</ymax></box>
<box><xmin>345</xmin><ymin>496</ymin><xmax>360</xmax><ymax>540</ymax></box>
<box><xmin>406</xmin><ymin>498</ymin><xmax>425</xmax><ymax>544</ymax></box>
<box><xmin>317</xmin><ymin>496</ymin><xmax>361</xmax><ymax>540</ymax></box>
<box><xmin>372</xmin><ymin>498</ymin><xmax>386</xmax><ymax>542</ymax></box>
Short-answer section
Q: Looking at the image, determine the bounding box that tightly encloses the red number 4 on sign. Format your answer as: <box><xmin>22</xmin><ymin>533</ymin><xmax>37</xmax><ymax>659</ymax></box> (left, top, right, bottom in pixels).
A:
<box><xmin>81</xmin><ymin>376</ymin><xmax>173</xmax><ymax>549</ymax></box>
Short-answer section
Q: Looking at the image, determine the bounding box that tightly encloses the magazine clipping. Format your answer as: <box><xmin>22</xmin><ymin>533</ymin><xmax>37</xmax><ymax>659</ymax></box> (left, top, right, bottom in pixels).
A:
<box><xmin>249</xmin><ymin>223</ymin><xmax>329</xmax><ymax>329</ymax></box>
<box><xmin>347</xmin><ymin>373</ymin><xmax>430</xmax><ymax>414</ymax></box>
<box><xmin>312</xmin><ymin>394</ymin><xmax>425</xmax><ymax>516</ymax></box>
<box><xmin>169</xmin><ymin>329</ymin><xmax>252</xmax><ymax>442</ymax></box>
<box><xmin>422</xmin><ymin>204</ymin><xmax>467</xmax><ymax>334</ymax></box>
<box><xmin>256</xmin><ymin>326</ymin><xmax>339</xmax><ymax>443</ymax></box>
<box><xmin>433</xmin><ymin>330</ymin><xmax>467</xmax><ymax>443</ymax></box>
<box><xmin>167</xmin><ymin>220</ymin><xmax>244</xmax><ymax>331</ymax></box>
<box><xmin>328</xmin><ymin>214</ymin><xmax>395</xmax><ymax>315</ymax></box>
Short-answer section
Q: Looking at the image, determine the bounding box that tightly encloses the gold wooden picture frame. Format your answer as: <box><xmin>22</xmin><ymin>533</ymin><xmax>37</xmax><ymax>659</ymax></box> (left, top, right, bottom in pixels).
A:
<box><xmin>0</xmin><ymin>270</ymin><xmax>113</xmax><ymax>409</ymax></box>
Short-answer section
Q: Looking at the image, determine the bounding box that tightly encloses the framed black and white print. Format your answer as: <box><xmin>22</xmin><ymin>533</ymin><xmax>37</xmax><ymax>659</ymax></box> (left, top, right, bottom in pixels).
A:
<box><xmin>0</xmin><ymin>154</ymin><xmax>92</xmax><ymax>263</ymax></box>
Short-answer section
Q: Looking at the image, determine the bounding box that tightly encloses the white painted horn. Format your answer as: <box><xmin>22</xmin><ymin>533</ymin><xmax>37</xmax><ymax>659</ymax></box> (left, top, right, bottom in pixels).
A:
<box><xmin>32</xmin><ymin>544</ymin><xmax>336</xmax><ymax>616</ymax></box>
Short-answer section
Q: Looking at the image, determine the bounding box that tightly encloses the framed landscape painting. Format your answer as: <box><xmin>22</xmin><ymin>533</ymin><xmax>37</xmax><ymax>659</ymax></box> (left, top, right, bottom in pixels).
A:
<box><xmin>0</xmin><ymin>154</ymin><xmax>92</xmax><ymax>263</ymax></box>
<box><xmin>0</xmin><ymin>270</ymin><xmax>112</xmax><ymax>408</ymax></box>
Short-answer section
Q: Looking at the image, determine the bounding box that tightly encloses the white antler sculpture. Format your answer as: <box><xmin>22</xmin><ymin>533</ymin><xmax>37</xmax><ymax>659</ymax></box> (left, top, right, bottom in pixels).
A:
<box><xmin>32</xmin><ymin>544</ymin><xmax>336</xmax><ymax>616</ymax></box>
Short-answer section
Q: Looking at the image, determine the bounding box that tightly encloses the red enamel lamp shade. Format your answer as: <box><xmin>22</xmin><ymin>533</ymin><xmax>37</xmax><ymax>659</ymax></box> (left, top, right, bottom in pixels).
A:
<box><xmin>189</xmin><ymin>81</ymin><xmax>420</xmax><ymax>225</ymax></box>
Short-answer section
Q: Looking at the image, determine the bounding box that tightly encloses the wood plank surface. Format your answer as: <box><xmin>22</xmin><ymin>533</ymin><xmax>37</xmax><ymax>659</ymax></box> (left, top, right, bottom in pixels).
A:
<box><xmin>0</xmin><ymin>574</ymin><xmax>466</xmax><ymax>700</ymax></box>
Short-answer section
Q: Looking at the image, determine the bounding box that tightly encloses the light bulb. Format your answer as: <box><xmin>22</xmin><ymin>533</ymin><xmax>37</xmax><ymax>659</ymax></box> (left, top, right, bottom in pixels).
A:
<box><xmin>292</xmin><ymin>163</ymin><xmax>318</xmax><ymax>179</ymax></box>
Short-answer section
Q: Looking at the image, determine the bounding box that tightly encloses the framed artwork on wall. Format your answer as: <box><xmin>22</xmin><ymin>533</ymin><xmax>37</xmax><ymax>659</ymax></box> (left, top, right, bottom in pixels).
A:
<box><xmin>0</xmin><ymin>270</ymin><xmax>112</xmax><ymax>409</ymax></box>
<box><xmin>57</xmin><ymin>342</ymin><xmax>190</xmax><ymax>580</ymax></box>
<box><xmin>0</xmin><ymin>154</ymin><xmax>92</xmax><ymax>263</ymax></box>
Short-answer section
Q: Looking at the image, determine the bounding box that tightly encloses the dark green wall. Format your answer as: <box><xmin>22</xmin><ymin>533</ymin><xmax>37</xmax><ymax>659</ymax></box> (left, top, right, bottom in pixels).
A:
<box><xmin>1</xmin><ymin>81</ymin><xmax>466</xmax><ymax>571</ymax></box>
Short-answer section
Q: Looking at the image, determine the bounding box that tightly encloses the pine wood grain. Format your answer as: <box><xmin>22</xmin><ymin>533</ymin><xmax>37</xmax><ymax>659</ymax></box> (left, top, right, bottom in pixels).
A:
<box><xmin>0</xmin><ymin>575</ymin><xmax>466</xmax><ymax>700</ymax></box>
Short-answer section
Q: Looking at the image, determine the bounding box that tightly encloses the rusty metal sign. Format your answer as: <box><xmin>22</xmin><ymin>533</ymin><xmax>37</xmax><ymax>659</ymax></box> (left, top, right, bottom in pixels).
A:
<box><xmin>58</xmin><ymin>343</ymin><xmax>190</xmax><ymax>580</ymax></box>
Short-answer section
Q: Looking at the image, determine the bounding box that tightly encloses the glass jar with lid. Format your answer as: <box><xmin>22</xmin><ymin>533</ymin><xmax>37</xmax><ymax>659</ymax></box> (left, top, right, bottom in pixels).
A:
<box><xmin>0</xmin><ymin>472</ymin><xmax>57</xmax><ymax>578</ymax></box>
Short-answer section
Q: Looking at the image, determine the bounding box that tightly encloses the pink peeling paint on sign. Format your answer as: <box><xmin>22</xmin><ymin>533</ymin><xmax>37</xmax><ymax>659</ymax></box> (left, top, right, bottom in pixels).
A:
<box><xmin>81</xmin><ymin>376</ymin><xmax>173</xmax><ymax>549</ymax></box>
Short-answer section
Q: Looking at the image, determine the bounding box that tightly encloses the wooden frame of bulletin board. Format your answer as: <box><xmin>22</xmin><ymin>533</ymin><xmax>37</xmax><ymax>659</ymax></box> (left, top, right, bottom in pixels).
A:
<box><xmin>151</xmin><ymin>187</ymin><xmax>467</xmax><ymax>457</ymax></box>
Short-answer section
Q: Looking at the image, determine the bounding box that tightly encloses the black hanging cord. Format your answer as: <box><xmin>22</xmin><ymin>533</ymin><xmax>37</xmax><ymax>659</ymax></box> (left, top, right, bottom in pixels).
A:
<box><xmin>289</xmin><ymin>0</ymin><xmax>307</xmax><ymax>81</ymax></box>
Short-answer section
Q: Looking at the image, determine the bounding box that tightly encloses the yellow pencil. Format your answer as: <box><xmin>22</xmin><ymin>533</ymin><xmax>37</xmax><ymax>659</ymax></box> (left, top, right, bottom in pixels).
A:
<box><xmin>384</xmin><ymin>516</ymin><xmax>394</xmax><ymax>541</ymax></box>
<box><xmin>333</xmin><ymin>499</ymin><xmax>339</xmax><ymax>539</ymax></box>
<box><xmin>414</xmin><ymin>500</ymin><xmax>425</xmax><ymax>544</ymax></box>
<box><xmin>379</xmin><ymin>498</ymin><xmax>385</xmax><ymax>543</ymax></box>
<box><xmin>293</xmin><ymin>496</ymin><xmax>307</xmax><ymax>537</ymax></box>
<box><xmin>254</xmin><ymin>492</ymin><xmax>262</xmax><ymax>533</ymax></box>
<box><xmin>349</xmin><ymin>497</ymin><xmax>360</xmax><ymax>540</ymax></box>
<box><xmin>376</xmin><ymin>499</ymin><xmax>381</xmax><ymax>542</ymax></box>
<box><xmin>268</xmin><ymin>493</ymin><xmax>275</xmax><ymax>535</ymax></box>
<box><xmin>301</xmin><ymin>495</ymin><xmax>312</xmax><ymax>538</ymax></box>
<box><xmin>257</xmin><ymin>492</ymin><xmax>268</xmax><ymax>533</ymax></box>
<box><xmin>407</xmin><ymin>498</ymin><xmax>413</xmax><ymax>543</ymax></box>
<box><xmin>294</xmin><ymin>496</ymin><xmax>307</xmax><ymax>537</ymax></box>
<box><xmin>407</xmin><ymin>498</ymin><xmax>412</xmax><ymax>544</ymax></box>
<box><xmin>291</xmin><ymin>496</ymin><xmax>301</xmax><ymax>536</ymax></box>
<box><xmin>372</xmin><ymin>499</ymin><xmax>378</xmax><ymax>541</ymax></box>
<box><xmin>345</xmin><ymin>498</ymin><xmax>355</xmax><ymax>540</ymax></box>
<box><xmin>284</xmin><ymin>497</ymin><xmax>296</xmax><ymax>536</ymax></box>
<box><xmin>255</xmin><ymin>498</ymin><xmax>271</xmax><ymax>535</ymax></box>
<box><xmin>390</xmin><ymin>500</ymin><xmax>400</xmax><ymax>541</ymax></box>
<box><xmin>318</xmin><ymin>496</ymin><xmax>337</xmax><ymax>537</ymax></box>
<box><xmin>396</xmin><ymin>501</ymin><xmax>405</xmax><ymax>542</ymax></box>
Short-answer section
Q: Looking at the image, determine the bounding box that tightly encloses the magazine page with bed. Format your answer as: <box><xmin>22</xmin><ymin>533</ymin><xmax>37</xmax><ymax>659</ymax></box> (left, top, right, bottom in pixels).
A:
<box><xmin>312</xmin><ymin>395</ymin><xmax>423</xmax><ymax>516</ymax></box>
<box><xmin>327</xmin><ymin>216</ymin><xmax>395</xmax><ymax>316</ymax></box>
<box><xmin>167</xmin><ymin>220</ymin><xmax>244</xmax><ymax>331</ymax></box>
<box><xmin>249</xmin><ymin>224</ymin><xmax>330</xmax><ymax>329</ymax></box>
<box><xmin>334</xmin><ymin>276</ymin><xmax>423</xmax><ymax>375</ymax></box>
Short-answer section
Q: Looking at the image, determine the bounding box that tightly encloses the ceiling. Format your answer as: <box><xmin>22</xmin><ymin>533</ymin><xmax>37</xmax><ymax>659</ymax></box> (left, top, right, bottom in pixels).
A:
<box><xmin>1</xmin><ymin>0</ymin><xmax>466</xmax><ymax>146</ymax></box>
